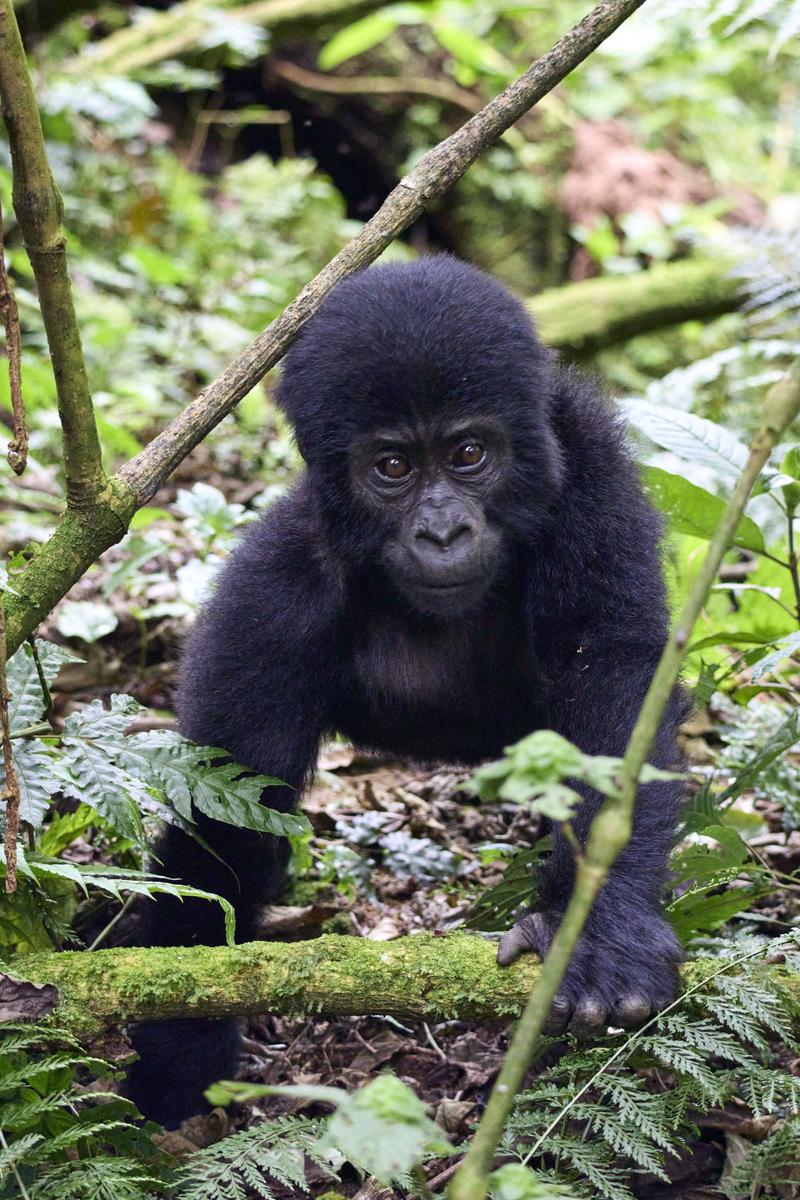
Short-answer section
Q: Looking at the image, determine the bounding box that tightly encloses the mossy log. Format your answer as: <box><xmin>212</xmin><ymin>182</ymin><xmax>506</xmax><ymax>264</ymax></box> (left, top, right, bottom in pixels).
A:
<box><xmin>529</xmin><ymin>258</ymin><xmax>742</xmax><ymax>356</ymax></box>
<box><xmin>6</xmin><ymin>933</ymin><xmax>799</xmax><ymax>1043</ymax></box>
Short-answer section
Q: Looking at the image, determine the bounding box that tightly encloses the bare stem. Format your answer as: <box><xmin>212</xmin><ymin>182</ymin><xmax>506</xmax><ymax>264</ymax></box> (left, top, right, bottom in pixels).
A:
<box><xmin>0</xmin><ymin>199</ymin><xmax>26</xmax><ymax>474</ymax></box>
<box><xmin>447</xmin><ymin>362</ymin><xmax>800</xmax><ymax>1200</ymax></box>
<box><xmin>786</xmin><ymin>508</ymin><xmax>800</xmax><ymax>625</ymax></box>
<box><xmin>0</xmin><ymin>595</ymin><xmax>21</xmax><ymax>892</ymax></box>
<box><xmin>0</xmin><ymin>0</ymin><xmax>104</xmax><ymax>506</ymax></box>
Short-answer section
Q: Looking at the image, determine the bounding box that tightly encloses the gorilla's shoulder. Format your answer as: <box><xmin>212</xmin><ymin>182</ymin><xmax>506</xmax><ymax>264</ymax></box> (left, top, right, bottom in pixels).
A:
<box><xmin>217</xmin><ymin>475</ymin><xmax>341</xmax><ymax>596</ymax></box>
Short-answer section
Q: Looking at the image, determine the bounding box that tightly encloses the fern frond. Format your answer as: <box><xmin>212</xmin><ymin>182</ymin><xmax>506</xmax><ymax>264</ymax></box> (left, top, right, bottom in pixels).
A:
<box><xmin>740</xmin><ymin>1066</ymin><xmax>800</xmax><ymax>1117</ymax></box>
<box><xmin>0</xmin><ymin>1130</ymin><xmax>44</xmax><ymax>1179</ymax></box>
<box><xmin>566</xmin><ymin>1101</ymin><xmax>669</xmax><ymax>1176</ymax></box>
<box><xmin>173</xmin><ymin>1116</ymin><xmax>332</xmax><ymax>1200</ymax></box>
<box><xmin>546</xmin><ymin>1135</ymin><xmax>635</xmax><ymax>1200</ymax></box>
<box><xmin>596</xmin><ymin>1075</ymin><xmax>678</xmax><ymax>1153</ymax></box>
<box><xmin>655</xmin><ymin>1014</ymin><xmax>759</xmax><ymax>1067</ymax></box>
<box><xmin>29</xmin><ymin>1157</ymin><xmax>162</xmax><ymax>1200</ymax></box>
<box><xmin>721</xmin><ymin>1117</ymin><xmax>800</xmax><ymax>1198</ymax></box>
<box><xmin>705</xmin><ymin>971</ymin><xmax>796</xmax><ymax>1049</ymax></box>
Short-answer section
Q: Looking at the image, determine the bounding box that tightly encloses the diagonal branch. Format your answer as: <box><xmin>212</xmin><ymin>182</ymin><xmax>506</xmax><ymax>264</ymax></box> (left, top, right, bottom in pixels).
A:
<box><xmin>0</xmin><ymin>0</ymin><xmax>105</xmax><ymax>508</ymax></box>
<box><xmin>119</xmin><ymin>0</ymin><xmax>649</xmax><ymax>504</ymax></box>
<box><xmin>5</xmin><ymin>0</ymin><xmax>650</xmax><ymax>655</ymax></box>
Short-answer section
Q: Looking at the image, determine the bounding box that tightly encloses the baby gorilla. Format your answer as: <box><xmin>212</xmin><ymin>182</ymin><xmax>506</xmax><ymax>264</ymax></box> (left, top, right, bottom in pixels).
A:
<box><xmin>128</xmin><ymin>256</ymin><xmax>684</xmax><ymax>1127</ymax></box>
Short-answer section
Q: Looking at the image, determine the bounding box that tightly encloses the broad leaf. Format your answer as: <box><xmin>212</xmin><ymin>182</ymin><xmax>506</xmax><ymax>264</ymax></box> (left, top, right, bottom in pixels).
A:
<box><xmin>620</xmin><ymin>399</ymin><xmax>750</xmax><ymax>482</ymax></box>
<box><xmin>55</xmin><ymin>600</ymin><xmax>118</xmax><ymax>643</ymax></box>
<box><xmin>643</xmin><ymin>466</ymin><xmax>764</xmax><ymax>552</ymax></box>
<box><xmin>116</xmin><ymin>730</ymin><xmax>309</xmax><ymax>837</ymax></box>
<box><xmin>318</xmin><ymin>11</ymin><xmax>406</xmax><ymax>70</ymax></box>
<box><xmin>6</xmin><ymin>642</ymin><xmax>81</xmax><ymax>734</ymax></box>
<box><xmin>749</xmin><ymin>631</ymin><xmax>800</xmax><ymax>680</ymax></box>
<box><xmin>11</xmin><ymin>742</ymin><xmax>62</xmax><ymax>827</ymax></box>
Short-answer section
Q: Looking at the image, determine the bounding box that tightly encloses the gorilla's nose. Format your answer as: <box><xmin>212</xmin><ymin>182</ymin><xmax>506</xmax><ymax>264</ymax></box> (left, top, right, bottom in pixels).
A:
<box><xmin>415</xmin><ymin>514</ymin><xmax>473</xmax><ymax>549</ymax></box>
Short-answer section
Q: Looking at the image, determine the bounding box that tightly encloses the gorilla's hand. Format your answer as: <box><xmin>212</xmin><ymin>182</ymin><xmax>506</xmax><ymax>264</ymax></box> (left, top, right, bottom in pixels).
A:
<box><xmin>496</xmin><ymin>904</ymin><xmax>682</xmax><ymax>1037</ymax></box>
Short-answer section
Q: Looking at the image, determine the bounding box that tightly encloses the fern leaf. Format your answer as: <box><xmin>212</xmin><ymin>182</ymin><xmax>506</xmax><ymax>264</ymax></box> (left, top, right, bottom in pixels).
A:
<box><xmin>546</xmin><ymin>1135</ymin><xmax>634</xmax><ymax>1200</ymax></box>
<box><xmin>0</xmin><ymin>1130</ymin><xmax>44</xmax><ymax>1179</ymax></box>
<box><xmin>173</xmin><ymin>1117</ymin><xmax>330</xmax><ymax>1200</ymax></box>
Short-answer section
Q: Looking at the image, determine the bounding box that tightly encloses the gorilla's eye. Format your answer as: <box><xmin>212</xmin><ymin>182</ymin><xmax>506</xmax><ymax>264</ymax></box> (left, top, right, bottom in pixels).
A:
<box><xmin>375</xmin><ymin>453</ymin><xmax>412</xmax><ymax>481</ymax></box>
<box><xmin>452</xmin><ymin>442</ymin><xmax>486</xmax><ymax>470</ymax></box>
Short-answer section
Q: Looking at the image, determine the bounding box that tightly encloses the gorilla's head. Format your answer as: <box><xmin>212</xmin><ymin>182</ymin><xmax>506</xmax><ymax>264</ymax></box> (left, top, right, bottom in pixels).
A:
<box><xmin>276</xmin><ymin>257</ymin><xmax>564</xmax><ymax>617</ymax></box>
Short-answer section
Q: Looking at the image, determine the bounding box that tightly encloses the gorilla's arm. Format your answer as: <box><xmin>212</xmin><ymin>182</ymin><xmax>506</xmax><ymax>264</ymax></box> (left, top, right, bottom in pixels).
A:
<box><xmin>128</xmin><ymin>483</ymin><xmax>343</xmax><ymax>1124</ymax></box>
<box><xmin>500</xmin><ymin>646</ymin><xmax>685</xmax><ymax>1035</ymax></box>
<box><xmin>498</xmin><ymin>371</ymin><xmax>685</xmax><ymax>1033</ymax></box>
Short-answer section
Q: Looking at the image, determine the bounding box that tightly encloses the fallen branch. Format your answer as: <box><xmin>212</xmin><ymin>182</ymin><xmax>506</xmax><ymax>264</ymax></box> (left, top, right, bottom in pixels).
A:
<box><xmin>5</xmin><ymin>933</ymin><xmax>799</xmax><ymax>1043</ymax></box>
<box><xmin>529</xmin><ymin>257</ymin><xmax>741</xmax><ymax>356</ymax></box>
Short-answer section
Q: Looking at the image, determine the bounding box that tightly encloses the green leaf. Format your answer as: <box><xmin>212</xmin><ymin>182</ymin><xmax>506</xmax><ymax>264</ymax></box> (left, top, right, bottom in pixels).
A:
<box><xmin>670</xmin><ymin>823</ymin><xmax>749</xmax><ymax>889</ymax></box>
<box><xmin>667</xmin><ymin>882</ymin><xmax>770</xmax><ymax>939</ymax></box>
<box><xmin>749</xmin><ymin>631</ymin><xmax>800</xmax><ymax>681</ymax></box>
<box><xmin>190</xmin><ymin>764</ymin><xmax>309</xmax><ymax>837</ymax></box>
<box><xmin>490</xmin><ymin>1163</ymin><xmax>573</xmax><ymax>1198</ymax></box>
<box><xmin>11</xmin><ymin>742</ymin><xmax>62</xmax><ymax>827</ymax></box>
<box><xmin>718</xmin><ymin>712</ymin><xmax>799</xmax><ymax>804</ymax></box>
<box><xmin>55</xmin><ymin>600</ymin><xmax>119</xmax><ymax>643</ymax></box>
<box><xmin>7</xmin><ymin>641</ymin><xmax>81</xmax><ymax>734</ymax></box>
<box><xmin>58</xmin><ymin>741</ymin><xmax>148</xmax><ymax>843</ymax></box>
<box><xmin>321</xmin><ymin>1076</ymin><xmax>453</xmax><ymax>1183</ymax></box>
<box><xmin>689</xmin><ymin>630</ymin><xmax>779</xmax><ymax>653</ymax></box>
<box><xmin>643</xmin><ymin>466</ymin><xmax>764</xmax><ymax>553</ymax></box>
<box><xmin>116</xmin><ymin>730</ymin><xmax>309</xmax><ymax>837</ymax></box>
<box><xmin>318</xmin><ymin>11</ymin><xmax>404</xmax><ymax>70</ymax></box>
<box><xmin>620</xmin><ymin>399</ymin><xmax>751</xmax><ymax>482</ymax></box>
<box><xmin>466</xmin><ymin>838</ymin><xmax>550</xmax><ymax>932</ymax></box>
<box><xmin>432</xmin><ymin>23</ymin><xmax>513</xmax><ymax>75</ymax></box>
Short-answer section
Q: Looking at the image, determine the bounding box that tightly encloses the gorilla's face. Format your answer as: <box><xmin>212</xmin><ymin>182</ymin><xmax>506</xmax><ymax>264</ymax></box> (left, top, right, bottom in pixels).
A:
<box><xmin>351</xmin><ymin>417</ymin><xmax>509</xmax><ymax>617</ymax></box>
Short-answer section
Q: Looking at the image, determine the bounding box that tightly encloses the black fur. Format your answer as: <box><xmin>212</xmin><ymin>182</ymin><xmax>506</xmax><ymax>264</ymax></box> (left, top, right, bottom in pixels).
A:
<box><xmin>129</xmin><ymin>257</ymin><xmax>685</xmax><ymax>1125</ymax></box>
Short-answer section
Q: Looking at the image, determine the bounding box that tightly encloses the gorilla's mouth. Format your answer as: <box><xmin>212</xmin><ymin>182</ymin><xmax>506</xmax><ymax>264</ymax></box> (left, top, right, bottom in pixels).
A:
<box><xmin>416</xmin><ymin>577</ymin><xmax>481</xmax><ymax>593</ymax></box>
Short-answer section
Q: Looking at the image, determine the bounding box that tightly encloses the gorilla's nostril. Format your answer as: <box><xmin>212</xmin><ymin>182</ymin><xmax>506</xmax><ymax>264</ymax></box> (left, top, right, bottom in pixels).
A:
<box><xmin>417</xmin><ymin>521</ymin><xmax>472</xmax><ymax>549</ymax></box>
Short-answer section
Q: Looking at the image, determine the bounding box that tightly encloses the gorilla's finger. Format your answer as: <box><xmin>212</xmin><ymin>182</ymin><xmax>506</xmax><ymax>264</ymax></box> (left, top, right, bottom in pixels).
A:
<box><xmin>544</xmin><ymin>994</ymin><xmax>572</xmax><ymax>1036</ymax></box>
<box><xmin>613</xmin><ymin>993</ymin><xmax>651</xmax><ymax>1029</ymax></box>
<box><xmin>569</xmin><ymin>996</ymin><xmax>608</xmax><ymax>1038</ymax></box>
<box><xmin>496</xmin><ymin>925</ymin><xmax>533</xmax><ymax>966</ymax></box>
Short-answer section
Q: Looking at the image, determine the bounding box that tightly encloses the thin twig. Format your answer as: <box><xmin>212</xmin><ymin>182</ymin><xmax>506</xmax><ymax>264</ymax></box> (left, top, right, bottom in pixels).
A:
<box><xmin>0</xmin><ymin>596</ymin><xmax>21</xmax><ymax>892</ymax></box>
<box><xmin>0</xmin><ymin>200</ymin><xmax>27</xmax><ymax>474</ymax></box>
<box><xmin>272</xmin><ymin>59</ymin><xmax>485</xmax><ymax>115</ymax></box>
<box><xmin>785</xmin><ymin>508</ymin><xmax>800</xmax><ymax>624</ymax></box>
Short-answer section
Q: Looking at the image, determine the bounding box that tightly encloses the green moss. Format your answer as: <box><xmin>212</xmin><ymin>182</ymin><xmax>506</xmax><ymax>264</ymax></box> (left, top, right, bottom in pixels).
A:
<box><xmin>12</xmin><ymin>937</ymin><xmax>800</xmax><ymax>1044</ymax></box>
